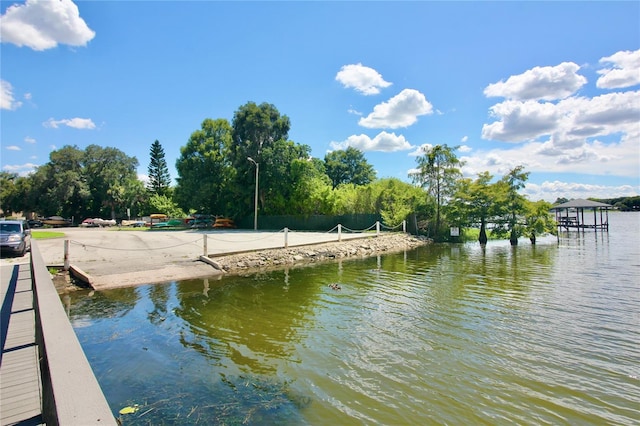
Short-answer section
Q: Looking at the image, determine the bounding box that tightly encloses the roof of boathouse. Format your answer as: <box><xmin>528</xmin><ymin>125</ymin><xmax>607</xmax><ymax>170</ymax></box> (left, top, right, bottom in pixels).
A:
<box><xmin>550</xmin><ymin>199</ymin><xmax>613</xmax><ymax>211</ymax></box>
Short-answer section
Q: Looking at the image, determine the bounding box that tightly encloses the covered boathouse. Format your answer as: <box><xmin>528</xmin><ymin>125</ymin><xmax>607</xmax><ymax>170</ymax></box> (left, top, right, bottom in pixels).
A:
<box><xmin>550</xmin><ymin>199</ymin><xmax>613</xmax><ymax>231</ymax></box>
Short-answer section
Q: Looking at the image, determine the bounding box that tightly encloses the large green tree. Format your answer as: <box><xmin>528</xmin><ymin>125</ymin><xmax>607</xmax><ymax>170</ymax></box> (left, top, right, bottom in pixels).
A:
<box><xmin>370</xmin><ymin>178</ymin><xmax>427</xmax><ymax>227</ymax></box>
<box><xmin>523</xmin><ymin>199</ymin><xmax>556</xmax><ymax>244</ymax></box>
<box><xmin>324</xmin><ymin>147</ymin><xmax>376</xmax><ymax>189</ymax></box>
<box><xmin>450</xmin><ymin>171</ymin><xmax>497</xmax><ymax>245</ymax></box>
<box><xmin>258</xmin><ymin>139</ymin><xmax>312</xmax><ymax>215</ymax></box>
<box><xmin>83</xmin><ymin>145</ymin><xmax>140</xmax><ymax>219</ymax></box>
<box><xmin>229</xmin><ymin>102</ymin><xmax>301</xmax><ymax>218</ymax></box>
<box><xmin>25</xmin><ymin>145</ymin><xmax>140</xmax><ymax>220</ymax></box>
<box><xmin>174</xmin><ymin>118</ymin><xmax>234</xmax><ymax>214</ymax></box>
<box><xmin>411</xmin><ymin>144</ymin><xmax>463</xmax><ymax>238</ymax></box>
<box><xmin>147</xmin><ymin>140</ymin><xmax>172</xmax><ymax>196</ymax></box>
<box><xmin>494</xmin><ymin>165</ymin><xmax>530</xmax><ymax>245</ymax></box>
<box><xmin>288</xmin><ymin>157</ymin><xmax>335</xmax><ymax>215</ymax></box>
<box><xmin>0</xmin><ymin>172</ymin><xmax>19</xmax><ymax>216</ymax></box>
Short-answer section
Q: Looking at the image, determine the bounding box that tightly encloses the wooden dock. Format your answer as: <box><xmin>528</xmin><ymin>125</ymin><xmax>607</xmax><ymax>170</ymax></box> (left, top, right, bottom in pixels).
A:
<box><xmin>1</xmin><ymin>261</ymin><xmax>43</xmax><ymax>425</ymax></box>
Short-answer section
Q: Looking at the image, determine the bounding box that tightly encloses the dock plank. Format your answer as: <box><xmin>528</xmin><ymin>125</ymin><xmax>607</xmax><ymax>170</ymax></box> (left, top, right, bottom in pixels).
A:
<box><xmin>0</xmin><ymin>261</ymin><xmax>43</xmax><ymax>425</ymax></box>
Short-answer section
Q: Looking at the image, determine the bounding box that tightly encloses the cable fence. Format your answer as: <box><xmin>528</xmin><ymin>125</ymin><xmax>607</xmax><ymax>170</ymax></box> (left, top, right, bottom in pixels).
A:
<box><xmin>60</xmin><ymin>220</ymin><xmax>409</xmax><ymax>269</ymax></box>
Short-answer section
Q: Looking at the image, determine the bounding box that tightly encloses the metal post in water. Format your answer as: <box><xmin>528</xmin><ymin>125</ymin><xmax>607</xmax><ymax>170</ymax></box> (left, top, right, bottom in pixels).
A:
<box><xmin>284</xmin><ymin>227</ymin><xmax>289</xmax><ymax>248</ymax></box>
<box><xmin>64</xmin><ymin>239</ymin><xmax>70</xmax><ymax>271</ymax></box>
<box><xmin>203</xmin><ymin>234</ymin><xmax>208</xmax><ymax>256</ymax></box>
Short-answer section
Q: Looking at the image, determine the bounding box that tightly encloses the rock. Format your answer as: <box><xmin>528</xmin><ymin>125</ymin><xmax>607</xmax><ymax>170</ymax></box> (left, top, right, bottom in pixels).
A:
<box><xmin>206</xmin><ymin>233</ymin><xmax>431</xmax><ymax>275</ymax></box>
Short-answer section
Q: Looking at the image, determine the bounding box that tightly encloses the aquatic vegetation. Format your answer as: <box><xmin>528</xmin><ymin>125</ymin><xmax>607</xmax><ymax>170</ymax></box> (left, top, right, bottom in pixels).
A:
<box><xmin>115</xmin><ymin>375</ymin><xmax>309</xmax><ymax>425</ymax></box>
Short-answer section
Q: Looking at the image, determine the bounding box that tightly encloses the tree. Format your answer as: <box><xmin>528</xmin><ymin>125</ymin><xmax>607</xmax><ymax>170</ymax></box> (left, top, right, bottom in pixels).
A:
<box><xmin>229</xmin><ymin>102</ymin><xmax>295</xmax><ymax>217</ymax></box>
<box><xmin>147</xmin><ymin>140</ymin><xmax>172</xmax><ymax>196</ymax></box>
<box><xmin>25</xmin><ymin>145</ymin><xmax>139</xmax><ymax>221</ymax></box>
<box><xmin>289</xmin><ymin>158</ymin><xmax>335</xmax><ymax>215</ymax></box>
<box><xmin>82</xmin><ymin>145</ymin><xmax>140</xmax><ymax>220</ymax></box>
<box><xmin>494</xmin><ymin>166</ymin><xmax>530</xmax><ymax>245</ymax></box>
<box><xmin>0</xmin><ymin>172</ymin><xmax>19</xmax><ymax>216</ymax></box>
<box><xmin>411</xmin><ymin>144</ymin><xmax>463</xmax><ymax>238</ymax></box>
<box><xmin>324</xmin><ymin>147</ymin><xmax>376</xmax><ymax>189</ymax></box>
<box><xmin>174</xmin><ymin>118</ymin><xmax>234</xmax><ymax>214</ymax></box>
<box><xmin>145</xmin><ymin>194</ymin><xmax>185</xmax><ymax>218</ymax></box>
<box><xmin>370</xmin><ymin>178</ymin><xmax>427</xmax><ymax>227</ymax></box>
<box><xmin>30</xmin><ymin>146</ymin><xmax>91</xmax><ymax>220</ymax></box>
<box><xmin>524</xmin><ymin>199</ymin><xmax>556</xmax><ymax>244</ymax></box>
<box><xmin>450</xmin><ymin>171</ymin><xmax>497</xmax><ymax>244</ymax></box>
<box><xmin>231</xmin><ymin>102</ymin><xmax>290</xmax><ymax>162</ymax></box>
<box><xmin>256</xmin><ymin>139</ymin><xmax>312</xmax><ymax>215</ymax></box>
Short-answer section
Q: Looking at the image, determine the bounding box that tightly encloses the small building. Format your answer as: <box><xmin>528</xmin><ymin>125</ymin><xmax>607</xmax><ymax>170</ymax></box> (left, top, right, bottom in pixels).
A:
<box><xmin>550</xmin><ymin>199</ymin><xmax>612</xmax><ymax>231</ymax></box>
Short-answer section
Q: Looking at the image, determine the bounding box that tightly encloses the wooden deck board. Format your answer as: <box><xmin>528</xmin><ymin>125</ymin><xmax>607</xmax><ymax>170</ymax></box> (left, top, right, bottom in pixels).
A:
<box><xmin>0</xmin><ymin>261</ymin><xmax>43</xmax><ymax>425</ymax></box>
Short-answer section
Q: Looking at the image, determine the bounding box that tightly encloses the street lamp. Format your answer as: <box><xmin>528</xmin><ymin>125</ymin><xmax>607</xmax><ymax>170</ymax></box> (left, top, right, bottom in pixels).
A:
<box><xmin>247</xmin><ymin>157</ymin><xmax>259</xmax><ymax>230</ymax></box>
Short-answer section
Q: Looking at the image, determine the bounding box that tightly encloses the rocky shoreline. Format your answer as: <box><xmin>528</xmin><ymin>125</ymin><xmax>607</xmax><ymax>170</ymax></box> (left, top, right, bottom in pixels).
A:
<box><xmin>208</xmin><ymin>232</ymin><xmax>431</xmax><ymax>275</ymax></box>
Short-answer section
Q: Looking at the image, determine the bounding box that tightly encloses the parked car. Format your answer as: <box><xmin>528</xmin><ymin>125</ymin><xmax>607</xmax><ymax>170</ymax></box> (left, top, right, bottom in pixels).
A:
<box><xmin>27</xmin><ymin>219</ymin><xmax>43</xmax><ymax>228</ymax></box>
<box><xmin>0</xmin><ymin>220</ymin><xmax>31</xmax><ymax>256</ymax></box>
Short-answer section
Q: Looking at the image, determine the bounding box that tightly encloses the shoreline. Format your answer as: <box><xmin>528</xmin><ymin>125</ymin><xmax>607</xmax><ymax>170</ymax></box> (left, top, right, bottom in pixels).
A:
<box><xmin>57</xmin><ymin>233</ymin><xmax>431</xmax><ymax>292</ymax></box>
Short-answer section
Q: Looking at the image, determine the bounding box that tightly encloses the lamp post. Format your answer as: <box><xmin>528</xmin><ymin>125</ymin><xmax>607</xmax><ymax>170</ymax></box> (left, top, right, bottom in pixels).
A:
<box><xmin>247</xmin><ymin>157</ymin><xmax>259</xmax><ymax>230</ymax></box>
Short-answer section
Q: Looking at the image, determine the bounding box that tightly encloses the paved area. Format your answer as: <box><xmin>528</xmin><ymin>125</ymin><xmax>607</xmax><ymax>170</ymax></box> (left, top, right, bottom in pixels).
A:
<box><xmin>1</xmin><ymin>228</ymin><xmax>372</xmax><ymax>289</ymax></box>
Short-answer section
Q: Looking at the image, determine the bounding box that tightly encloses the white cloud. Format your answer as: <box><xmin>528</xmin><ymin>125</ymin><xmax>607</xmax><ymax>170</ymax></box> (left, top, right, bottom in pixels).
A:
<box><xmin>44</xmin><ymin>117</ymin><xmax>96</xmax><ymax>129</ymax></box>
<box><xmin>24</xmin><ymin>93</ymin><xmax>32</xmax><ymax>100</ymax></box>
<box><xmin>2</xmin><ymin>163</ymin><xmax>38</xmax><ymax>176</ymax></box>
<box><xmin>408</xmin><ymin>143</ymin><xmax>433</xmax><ymax>157</ymax></box>
<box><xmin>461</xmin><ymin>130</ymin><xmax>638</xmax><ymax>180</ymax></box>
<box><xmin>484</xmin><ymin>62</ymin><xmax>587</xmax><ymax>101</ymax></box>
<box><xmin>6</xmin><ymin>145</ymin><xmax>21</xmax><ymax>151</ymax></box>
<box><xmin>460</xmin><ymin>136</ymin><xmax>468</xmax><ymax>143</ymax></box>
<box><xmin>24</xmin><ymin>136</ymin><xmax>36</xmax><ymax>144</ymax></box>
<box><xmin>482</xmin><ymin>90</ymin><xmax>640</xmax><ymax>147</ymax></box>
<box><xmin>458</xmin><ymin>145</ymin><xmax>472</xmax><ymax>153</ymax></box>
<box><xmin>524</xmin><ymin>181</ymin><xmax>639</xmax><ymax>203</ymax></box>
<box><xmin>359</xmin><ymin>89</ymin><xmax>433</xmax><ymax>129</ymax></box>
<box><xmin>336</xmin><ymin>63</ymin><xmax>392</xmax><ymax>95</ymax></box>
<box><xmin>482</xmin><ymin>100</ymin><xmax>560</xmax><ymax>142</ymax></box>
<box><xmin>1</xmin><ymin>80</ymin><xmax>22</xmax><ymax>110</ymax></box>
<box><xmin>0</xmin><ymin>0</ymin><xmax>95</xmax><ymax>51</ymax></box>
<box><xmin>330</xmin><ymin>131</ymin><xmax>412</xmax><ymax>152</ymax></box>
<box><xmin>597</xmin><ymin>49</ymin><xmax>640</xmax><ymax>89</ymax></box>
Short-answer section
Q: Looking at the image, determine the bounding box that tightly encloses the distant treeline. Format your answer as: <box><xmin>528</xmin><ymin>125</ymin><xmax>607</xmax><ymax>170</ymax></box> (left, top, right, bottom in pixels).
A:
<box><xmin>591</xmin><ymin>196</ymin><xmax>640</xmax><ymax>211</ymax></box>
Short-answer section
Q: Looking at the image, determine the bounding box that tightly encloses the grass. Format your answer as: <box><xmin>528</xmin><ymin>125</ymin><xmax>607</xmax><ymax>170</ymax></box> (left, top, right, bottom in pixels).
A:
<box><xmin>32</xmin><ymin>230</ymin><xmax>65</xmax><ymax>239</ymax></box>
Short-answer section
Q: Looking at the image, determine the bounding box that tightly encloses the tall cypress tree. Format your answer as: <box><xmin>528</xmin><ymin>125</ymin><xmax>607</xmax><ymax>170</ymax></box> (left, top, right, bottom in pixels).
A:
<box><xmin>147</xmin><ymin>140</ymin><xmax>171</xmax><ymax>195</ymax></box>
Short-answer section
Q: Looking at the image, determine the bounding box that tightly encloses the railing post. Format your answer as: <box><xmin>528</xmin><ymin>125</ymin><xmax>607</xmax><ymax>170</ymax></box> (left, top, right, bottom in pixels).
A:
<box><xmin>402</xmin><ymin>220</ymin><xmax>406</xmax><ymax>233</ymax></box>
<box><xmin>64</xmin><ymin>239</ymin><xmax>70</xmax><ymax>271</ymax></box>
<box><xmin>284</xmin><ymin>227</ymin><xmax>289</xmax><ymax>248</ymax></box>
<box><xmin>338</xmin><ymin>224</ymin><xmax>342</xmax><ymax>242</ymax></box>
<box><xmin>376</xmin><ymin>221</ymin><xmax>380</xmax><ymax>237</ymax></box>
<box><xmin>203</xmin><ymin>234</ymin><xmax>208</xmax><ymax>256</ymax></box>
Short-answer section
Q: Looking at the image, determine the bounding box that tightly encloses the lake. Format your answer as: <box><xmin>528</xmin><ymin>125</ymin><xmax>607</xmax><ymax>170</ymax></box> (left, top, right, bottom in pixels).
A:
<box><xmin>65</xmin><ymin>212</ymin><xmax>640</xmax><ymax>425</ymax></box>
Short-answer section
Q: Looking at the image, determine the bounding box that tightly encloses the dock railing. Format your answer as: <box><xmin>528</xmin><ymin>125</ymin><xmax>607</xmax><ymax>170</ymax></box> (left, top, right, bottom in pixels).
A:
<box><xmin>30</xmin><ymin>241</ymin><xmax>117</xmax><ymax>425</ymax></box>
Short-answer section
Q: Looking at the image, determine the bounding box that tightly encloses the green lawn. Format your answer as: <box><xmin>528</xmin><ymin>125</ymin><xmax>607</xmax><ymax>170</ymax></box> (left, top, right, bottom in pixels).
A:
<box><xmin>31</xmin><ymin>230</ymin><xmax>65</xmax><ymax>239</ymax></box>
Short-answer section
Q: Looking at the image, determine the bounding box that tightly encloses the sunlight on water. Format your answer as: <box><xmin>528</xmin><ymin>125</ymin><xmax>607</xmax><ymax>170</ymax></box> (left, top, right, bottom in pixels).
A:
<box><xmin>67</xmin><ymin>213</ymin><xmax>640</xmax><ymax>425</ymax></box>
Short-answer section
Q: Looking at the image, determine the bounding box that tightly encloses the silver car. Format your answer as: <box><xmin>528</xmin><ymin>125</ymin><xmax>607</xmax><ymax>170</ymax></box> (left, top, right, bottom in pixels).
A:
<box><xmin>0</xmin><ymin>220</ymin><xmax>32</xmax><ymax>256</ymax></box>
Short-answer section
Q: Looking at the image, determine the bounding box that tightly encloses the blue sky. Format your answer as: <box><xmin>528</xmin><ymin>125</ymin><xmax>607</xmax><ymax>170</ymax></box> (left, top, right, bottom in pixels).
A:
<box><xmin>1</xmin><ymin>0</ymin><xmax>639</xmax><ymax>202</ymax></box>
